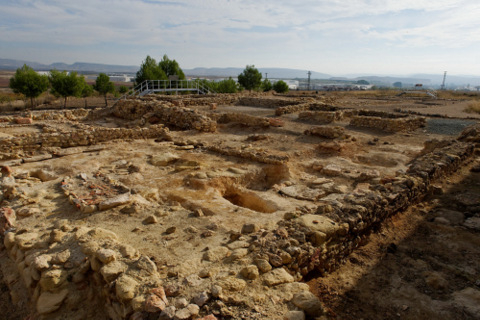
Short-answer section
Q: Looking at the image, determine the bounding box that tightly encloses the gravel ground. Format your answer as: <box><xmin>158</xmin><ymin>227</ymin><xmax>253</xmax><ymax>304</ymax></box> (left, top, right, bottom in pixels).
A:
<box><xmin>426</xmin><ymin>118</ymin><xmax>478</xmax><ymax>135</ymax></box>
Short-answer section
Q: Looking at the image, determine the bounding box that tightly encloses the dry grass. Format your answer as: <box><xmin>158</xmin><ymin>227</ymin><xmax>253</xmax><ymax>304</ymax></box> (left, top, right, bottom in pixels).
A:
<box><xmin>464</xmin><ymin>101</ymin><xmax>480</xmax><ymax>114</ymax></box>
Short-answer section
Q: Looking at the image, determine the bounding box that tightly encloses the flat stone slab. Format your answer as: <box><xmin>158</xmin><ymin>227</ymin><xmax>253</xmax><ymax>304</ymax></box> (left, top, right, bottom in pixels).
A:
<box><xmin>99</xmin><ymin>193</ymin><xmax>131</xmax><ymax>211</ymax></box>
<box><xmin>23</xmin><ymin>154</ymin><xmax>53</xmax><ymax>163</ymax></box>
<box><xmin>298</xmin><ymin>214</ymin><xmax>341</xmax><ymax>237</ymax></box>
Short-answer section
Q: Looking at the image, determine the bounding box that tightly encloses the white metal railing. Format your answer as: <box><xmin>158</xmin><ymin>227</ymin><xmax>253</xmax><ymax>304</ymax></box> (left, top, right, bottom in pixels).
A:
<box><xmin>127</xmin><ymin>80</ymin><xmax>215</xmax><ymax>98</ymax></box>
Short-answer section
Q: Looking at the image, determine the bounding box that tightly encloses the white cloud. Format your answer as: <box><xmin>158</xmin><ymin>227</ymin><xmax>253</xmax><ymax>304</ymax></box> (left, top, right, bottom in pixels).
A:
<box><xmin>0</xmin><ymin>0</ymin><xmax>479</xmax><ymax>74</ymax></box>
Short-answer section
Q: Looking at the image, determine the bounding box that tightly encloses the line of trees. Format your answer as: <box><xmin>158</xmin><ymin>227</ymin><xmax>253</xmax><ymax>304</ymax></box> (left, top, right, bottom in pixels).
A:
<box><xmin>134</xmin><ymin>56</ymin><xmax>289</xmax><ymax>94</ymax></box>
<box><xmin>9</xmin><ymin>64</ymin><xmax>116</xmax><ymax>108</ymax></box>
<box><xmin>10</xmin><ymin>59</ymin><xmax>290</xmax><ymax>108</ymax></box>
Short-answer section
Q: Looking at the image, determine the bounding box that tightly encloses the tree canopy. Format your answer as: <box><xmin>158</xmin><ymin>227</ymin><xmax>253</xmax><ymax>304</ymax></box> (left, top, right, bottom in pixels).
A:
<box><xmin>94</xmin><ymin>73</ymin><xmax>115</xmax><ymax>106</ymax></box>
<box><xmin>261</xmin><ymin>79</ymin><xmax>273</xmax><ymax>92</ymax></box>
<box><xmin>159</xmin><ymin>55</ymin><xmax>185</xmax><ymax>80</ymax></box>
<box><xmin>9</xmin><ymin>64</ymin><xmax>49</xmax><ymax>108</ymax></box>
<box><xmin>273</xmin><ymin>80</ymin><xmax>289</xmax><ymax>93</ymax></box>
<box><xmin>49</xmin><ymin>70</ymin><xmax>85</xmax><ymax>108</ymax></box>
<box><xmin>216</xmin><ymin>77</ymin><xmax>239</xmax><ymax>93</ymax></box>
<box><xmin>238</xmin><ymin>65</ymin><xmax>262</xmax><ymax>91</ymax></box>
<box><xmin>135</xmin><ymin>55</ymin><xmax>186</xmax><ymax>85</ymax></box>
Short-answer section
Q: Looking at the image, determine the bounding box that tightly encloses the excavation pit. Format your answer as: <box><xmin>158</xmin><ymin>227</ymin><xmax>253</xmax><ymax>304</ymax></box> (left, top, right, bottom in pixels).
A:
<box><xmin>222</xmin><ymin>186</ymin><xmax>278</xmax><ymax>213</ymax></box>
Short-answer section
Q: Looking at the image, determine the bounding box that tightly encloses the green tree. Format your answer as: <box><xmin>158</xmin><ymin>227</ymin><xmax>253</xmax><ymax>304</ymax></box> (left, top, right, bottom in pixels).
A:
<box><xmin>49</xmin><ymin>70</ymin><xmax>85</xmax><ymax>108</ymax></box>
<box><xmin>118</xmin><ymin>85</ymin><xmax>129</xmax><ymax>94</ymax></box>
<box><xmin>393</xmin><ymin>81</ymin><xmax>403</xmax><ymax>88</ymax></box>
<box><xmin>135</xmin><ymin>55</ymin><xmax>167</xmax><ymax>84</ymax></box>
<box><xmin>159</xmin><ymin>54</ymin><xmax>186</xmax><ymax>80</ymax></box>
<box><xmin>238</xmin><ymin>65</ymin><xmax>262</xmax><ymax>91</ymax></box>
<box><xmin>9</xmin><ymin>64</ymin><xmax>49</xmax><ymax>108</ymax></box>
<box><xmin>81</xmin><ymin>82</ymin><xmax>94</xmax><ymax>108</ymax></box>
<box><xmin>94</xmin><ymin>73</ymin><xmax>115</xmax><ymax>107</ymax></box>
<box><xmin>273</xmin><ymin>80</ymin><xmax>289</xmax><ymax>93</ymax></box>
<box><xmin>216</xmin><ymin>77</ymin><xmax>239</xmax><ymax>93</ymax></box>
<box><xmin>261</xmin><ymin>78</ymin><xmax>273</xmax><ymax>92</ymax></box>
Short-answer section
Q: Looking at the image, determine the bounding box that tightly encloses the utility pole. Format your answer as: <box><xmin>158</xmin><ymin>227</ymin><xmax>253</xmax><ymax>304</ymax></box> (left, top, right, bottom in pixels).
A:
<box><xmin>307</xmin><ymin>71</ymin><xmax>311</xmax><ymax>91</ymax></box>
<box><xmin>440</xmin><ymin>71</ymin><xmax>447</xmax><ymax>90</ymax></box>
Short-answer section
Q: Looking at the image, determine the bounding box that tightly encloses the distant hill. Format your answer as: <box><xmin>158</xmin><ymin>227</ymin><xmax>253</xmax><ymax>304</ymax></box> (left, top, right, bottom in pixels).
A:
<box><xmin>2</xmin><ymin>58</ymin><xmax>480</xmax><ymax>87</ymax></box>
<box><xmin>0</xmin><ymin>58</ymin><xmax>138</xmax><ymax>73</ymax></box>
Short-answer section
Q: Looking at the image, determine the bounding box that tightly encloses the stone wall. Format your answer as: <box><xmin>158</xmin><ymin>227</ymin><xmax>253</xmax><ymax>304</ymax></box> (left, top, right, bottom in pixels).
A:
<box><xmin>0</xmin><ymin>125</ymin><xmax>169</xmax><ymax>160</ymax></box>
<box><xmin>357</xmin><ymin>109</ymin><xmax>407</xmax><ymax>119</ymax></box>
<box><xmin>298</xmin><ymin>111</ymin><xmax>344</xmax><ymax>124</ymax></box>
<box><xmin>275</xmin><ymin>102</ymin><xmax>339</xmax><ymax>116</ymax></box>
<box><xmin>247</xmin><ymin>140</ymin><xmax>474</xmax><ymax>277</ymax></box>
<box><xmin>349</xmin><ymin>115</ymin><xmax>426</xmax><ymax>132</ymax></box>
<box><xmin>213</xmin><ymin>113</ymin><xmax>270</xmax><ymax>127</ymax></box>
<box><xmin>235</xmin><ymin>97</ymin><xmax>303</xmax><ymax>109</ymax></box>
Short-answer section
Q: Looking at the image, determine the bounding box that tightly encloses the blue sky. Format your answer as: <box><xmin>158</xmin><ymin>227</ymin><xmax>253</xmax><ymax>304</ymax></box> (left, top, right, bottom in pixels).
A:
<box><xmin>1</xmin><ymin>0</ymin><xmax>480</xmax><ymax>76</ymax></box>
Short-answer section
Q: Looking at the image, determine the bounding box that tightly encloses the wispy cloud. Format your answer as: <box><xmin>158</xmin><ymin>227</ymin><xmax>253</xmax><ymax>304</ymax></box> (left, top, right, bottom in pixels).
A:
<box><xmin>0</xmin><ymin>0</ymin><xmax>479</xmax><ymax>74</ymax></box>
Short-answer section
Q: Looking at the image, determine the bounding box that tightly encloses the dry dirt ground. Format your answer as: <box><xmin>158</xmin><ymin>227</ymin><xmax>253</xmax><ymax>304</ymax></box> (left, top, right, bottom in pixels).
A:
<box><xmin>0</xmin><ymin>91</ymin><xmax>479</xmax><ymax>320</ymax></box>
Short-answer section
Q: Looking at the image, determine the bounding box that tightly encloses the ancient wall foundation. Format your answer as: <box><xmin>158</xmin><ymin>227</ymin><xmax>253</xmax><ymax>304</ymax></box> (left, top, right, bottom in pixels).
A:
<box><xmin>298</xmin><ymin>111</ymin><xmax>344</xmax><ymax>124</ymax></box>
<box><xmin>247</xmin><ymin>140</ymin><xmax>474</xmax><ymax>277</ymax></box>
<box><xmin>349</xmin><ymin>115</ymin><xmax>426</xmax><ymax>132</ymax></box>
<box><xmin>275</xmin><ymin>102</ymin><xmax>339</xmax><ymax>116</ymax></box>
<box><xmin>0</xmin><ymin>124</ymin><xmax>169</xmax><ymax>160</ymax></box>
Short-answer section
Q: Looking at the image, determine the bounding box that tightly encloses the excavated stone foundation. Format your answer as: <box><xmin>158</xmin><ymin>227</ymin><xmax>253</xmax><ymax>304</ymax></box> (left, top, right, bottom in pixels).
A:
<box><xmin>0</xmin><ymin>92</ymin><xmax>478</xmax><ymax>320</ymax></box>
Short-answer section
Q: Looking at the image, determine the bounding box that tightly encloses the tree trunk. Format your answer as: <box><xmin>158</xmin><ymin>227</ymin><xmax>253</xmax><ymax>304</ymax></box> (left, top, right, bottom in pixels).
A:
<box><xmin>64</xmin><ymin>96</ymin><xmax>67</xmax><ymax>109</ymax></box>
<box><xmin>104</xmin><ymin>94</ymin><xmax>108</xmax><ymax>107</ymax></box>
<box><xmin>84</xmin><ymin>98</ymin><xmax>88</xmax><ymax>108</ymax></box>
<box><xmin>30</xmin><ymin>97</ymin><xmax>34</xmax><ymax>110</ymax></box>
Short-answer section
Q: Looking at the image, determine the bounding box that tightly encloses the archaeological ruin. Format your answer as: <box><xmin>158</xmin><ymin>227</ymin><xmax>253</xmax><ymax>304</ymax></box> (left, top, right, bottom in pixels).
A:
<box><xmin>0</xmin><ymin>92</ymin><xmax>479</xmax><ymax>320</ymax></box>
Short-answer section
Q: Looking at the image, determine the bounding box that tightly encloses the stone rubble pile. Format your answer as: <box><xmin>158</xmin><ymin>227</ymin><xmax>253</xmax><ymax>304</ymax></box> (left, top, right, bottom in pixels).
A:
<box><xmin>140</xmin><ymin>94</ymin><xmax>239</xmax><ymax>107</ymax></box>
<box><xmin>1</xmin><ymin>222</ymin><xmax>181</xmax><ymax>319</ymax></box>
<box><xmin>304</xmin><ymin>126</ymin><xmax>347</xmax><ymax>139</ymax></box>
<box><xmin>113</xmin><ymin>100</ymin><xmax>217</xmax><ymax>133</ymax></box>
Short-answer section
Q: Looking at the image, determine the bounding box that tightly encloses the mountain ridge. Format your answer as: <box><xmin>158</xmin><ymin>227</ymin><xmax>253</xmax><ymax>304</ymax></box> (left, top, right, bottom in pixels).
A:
<box><xmin>2</xmin><ymin>58</ymin><xmax>480</xmax><ymax>86</ymax></box>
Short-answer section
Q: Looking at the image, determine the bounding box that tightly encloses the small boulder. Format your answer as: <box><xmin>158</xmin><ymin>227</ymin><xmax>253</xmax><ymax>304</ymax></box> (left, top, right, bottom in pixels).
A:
<box><xmin>291</xmin><ymin>291</ymin><xmax>325</xmax><ymax>317</ymax></box>
<box><xmin>145</xmin><ymin>294</ymin><xmax>166</xmax><ymax>313</ymax></box>
<box><xmin>241</xmin><ymin>223</ymin><xmax>258</xmax><ymax>234</ymax></box>
<box><xmin>263</xmin><ymin>268</ymin><xmax>294</xmax><ymax>287</ymax></box>
<box><xmin>96</xmin><ymin>248</ymin><xmax>117</xmax><ymax>264</ymax></box>
<box><xmin>36</xmin><ymin>289</ymin><xmax>69</xmax><ymax>314</ymax></box>
<box><xmin>116</xmin><ymin>275</ymin><xmax>138</xmax><ymax>301</ymax></box>
<box><xmin>175</xmin><ymin>304</ymin><xmax>200</xmax><ymax>320</ymax></box>
<box><xmin>240</xmin><ymin>265</ymin><xmax>259</xmax><ymax>280</ymax></box>
<box><xmin>284</xmin><ymin>310</ymin><xmax>306</xmax><ymax>320</ymax></box>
